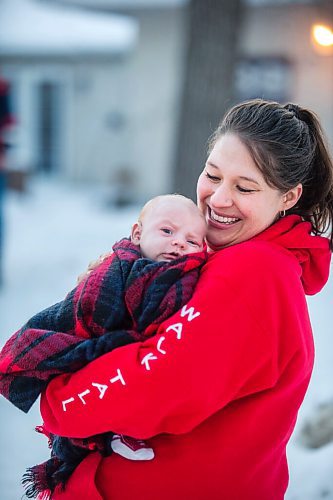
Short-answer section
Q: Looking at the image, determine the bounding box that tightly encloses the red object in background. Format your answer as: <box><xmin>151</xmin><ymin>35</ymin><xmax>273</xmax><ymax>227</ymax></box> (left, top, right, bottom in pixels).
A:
<box><xmin>0</xmin><ymin>76</ymin><xmax>15</xmax><ymax>166</ymax></box>
<box><xmin>0</xmin><ymin>77</ymin><xmax>14</xmax><ymax>127</ymax></box>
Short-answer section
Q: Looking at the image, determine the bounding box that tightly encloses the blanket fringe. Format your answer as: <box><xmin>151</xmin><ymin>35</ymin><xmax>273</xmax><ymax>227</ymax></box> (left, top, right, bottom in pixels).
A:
<box><xmin>22</xmin><ymin>467</ymin><xmax>48</xmax><ymax>499</ymax></box>
<box><xmin>22</xmin><ymin>458</ymin><xmax>58</xmax><ymax>499</ymax></box>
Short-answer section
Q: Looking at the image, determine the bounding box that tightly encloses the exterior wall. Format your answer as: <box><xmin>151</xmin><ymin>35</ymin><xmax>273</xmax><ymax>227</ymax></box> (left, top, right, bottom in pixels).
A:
<box><xmin>241</xmin><ymin>4</ymin><xmax>333</xmax><ymax>150</ymax></box>
<box><xmin>67</xmin><ymin>6</ymin><xmax>188</xmax><ymax>200</ymax></box>
<box><xmin>111</xmin><ymin>7</ymin><xmax>188</xmax><ymax>200</ymax></box>
<box><xmin>68</xmin><ymin>57</ymin><xmax>132</xmax><ymax>182</ymax></box>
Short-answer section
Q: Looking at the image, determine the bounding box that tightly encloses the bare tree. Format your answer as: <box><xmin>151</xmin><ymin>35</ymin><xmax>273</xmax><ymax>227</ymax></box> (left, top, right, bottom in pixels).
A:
<box><xmin>173</xmin><ymin>0</ymin><xmax>244</xmax><ymax>200</ymax></box>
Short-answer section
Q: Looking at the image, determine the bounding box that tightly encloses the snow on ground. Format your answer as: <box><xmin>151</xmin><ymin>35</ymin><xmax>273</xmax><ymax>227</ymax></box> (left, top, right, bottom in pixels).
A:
<box><xmin>0</xmin><ymin>176</ymin><xmax>332</xmax><ymax>499</ymax></box>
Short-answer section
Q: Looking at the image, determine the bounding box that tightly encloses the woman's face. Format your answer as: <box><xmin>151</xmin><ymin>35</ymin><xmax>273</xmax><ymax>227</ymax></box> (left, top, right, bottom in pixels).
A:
<box><xmin>197</xmin><ymin>133</ymin><xmax>288</xmax><ymax>251</ymax></box>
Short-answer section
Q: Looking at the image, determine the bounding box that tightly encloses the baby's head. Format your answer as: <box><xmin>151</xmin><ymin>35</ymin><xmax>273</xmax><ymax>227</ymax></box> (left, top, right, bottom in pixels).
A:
<box><xmin>131</xmin><ymin>194</ymin><xmax>207</xmax><ymax>262</ymax></box>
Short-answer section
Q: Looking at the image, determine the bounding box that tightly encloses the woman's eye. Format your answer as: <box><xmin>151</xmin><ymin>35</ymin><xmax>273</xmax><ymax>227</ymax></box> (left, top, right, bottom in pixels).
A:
<box><xmin>237</xmin><ymin>186</ymin><xmax>256</xmax><ymax>193</ymax></box>
<box><xmin>205</xmin><ymin>171</ymin><xmax>220</xmax><ymax>182</ymax></box>
<box><xmin>161</xmin><ymin>228</ymin><xmax>172</xmax><ymax>234</ymax></box>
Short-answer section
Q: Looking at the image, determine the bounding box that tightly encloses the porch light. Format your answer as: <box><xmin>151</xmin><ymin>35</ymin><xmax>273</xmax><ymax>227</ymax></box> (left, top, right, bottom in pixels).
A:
<box><xmin>312</xmin><ymin>24</ymin><xmax>333</xmax><ymax>47</ymax></box>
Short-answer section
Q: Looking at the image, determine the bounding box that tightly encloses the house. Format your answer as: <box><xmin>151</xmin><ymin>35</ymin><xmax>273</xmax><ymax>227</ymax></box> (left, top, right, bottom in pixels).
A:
<box><xmin>0</xmin><ymin>0</ymin><xmax>138</xmax><ymax>197</ymax></box>
<box><xmin>1</xmin><ymin>0</ymin><xmax>332</xmax><ymax>202</ymax></box>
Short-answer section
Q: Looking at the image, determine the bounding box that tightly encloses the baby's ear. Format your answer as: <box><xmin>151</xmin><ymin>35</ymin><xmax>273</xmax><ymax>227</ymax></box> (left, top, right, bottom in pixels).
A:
<box><xmin>131</xmin><ymin>222</ymin><xmax>142</xmax><ymax>245</ymax></box>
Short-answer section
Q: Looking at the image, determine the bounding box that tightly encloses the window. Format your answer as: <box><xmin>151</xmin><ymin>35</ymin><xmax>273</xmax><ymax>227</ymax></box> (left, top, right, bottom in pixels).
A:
<box><xmin>234</xmin><ymin>57</ymin><xmax>292</xmax><ymax>102</ymax></box>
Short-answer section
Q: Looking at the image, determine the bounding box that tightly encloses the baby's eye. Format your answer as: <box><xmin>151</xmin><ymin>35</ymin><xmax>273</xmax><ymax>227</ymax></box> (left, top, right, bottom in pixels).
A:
<box><xmin>161</xmin><ymin>228</ymin><xmax>172</xmax><ymax>234</ymax></box>
<box><xmin>187</xmin><ymin>240</ymin><xmax>200</xmax><ymax>246</ymax></box>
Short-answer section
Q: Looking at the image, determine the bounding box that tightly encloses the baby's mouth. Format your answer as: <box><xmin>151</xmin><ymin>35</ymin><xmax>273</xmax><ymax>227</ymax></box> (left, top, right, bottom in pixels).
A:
<box><xmin>162</xmin><ymin>252</ymin><xmax>180</xmax><ymax>260</ymax></box>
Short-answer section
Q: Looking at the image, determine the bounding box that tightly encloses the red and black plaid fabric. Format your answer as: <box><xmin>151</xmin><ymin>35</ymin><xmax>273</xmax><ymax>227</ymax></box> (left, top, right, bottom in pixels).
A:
<box><xmin>0</xmin><ymin>238</ymin><xmax>206</xmax><ymax>412</ymax></box>
<box><xmin>0</xmin><ymin>238</ymin><xmax>206</xmax><ymax>498</ymax></box>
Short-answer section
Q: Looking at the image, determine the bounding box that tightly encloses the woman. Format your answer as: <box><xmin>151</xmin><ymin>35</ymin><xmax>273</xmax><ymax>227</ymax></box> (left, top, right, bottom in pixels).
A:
<box><xmin>40</xmin><ymin>99</ymin><xmax>333</xmax><ymax>499</ymax></box>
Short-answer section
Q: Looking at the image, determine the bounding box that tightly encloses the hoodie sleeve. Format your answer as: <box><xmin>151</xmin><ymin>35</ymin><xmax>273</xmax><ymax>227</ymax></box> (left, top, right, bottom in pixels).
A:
<box><xmin>40</xmin><ymin>242</ymin><xmax>305</xmax><ymax>439</ymax></box>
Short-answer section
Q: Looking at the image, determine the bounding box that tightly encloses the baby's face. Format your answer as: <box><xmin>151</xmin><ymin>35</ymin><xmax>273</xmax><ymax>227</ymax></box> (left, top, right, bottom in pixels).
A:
<box><xmin>132</xmin><ymin>200</ymin><xmax>206</xmax><ymax>262</ymax></box>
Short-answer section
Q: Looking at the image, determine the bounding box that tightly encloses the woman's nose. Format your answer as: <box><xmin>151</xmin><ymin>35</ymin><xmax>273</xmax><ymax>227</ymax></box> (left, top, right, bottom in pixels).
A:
<box><xmin>210</xmin><ymin>184</ymin><xmax>233</xmax><ymax>207</ymax></box>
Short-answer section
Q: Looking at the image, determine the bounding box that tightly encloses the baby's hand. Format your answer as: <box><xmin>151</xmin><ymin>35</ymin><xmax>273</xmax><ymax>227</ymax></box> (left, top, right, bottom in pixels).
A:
<box><xmin>77</xmin><ymin>252</ymin><xmax>112</xmax><ymax>283</ymax></box>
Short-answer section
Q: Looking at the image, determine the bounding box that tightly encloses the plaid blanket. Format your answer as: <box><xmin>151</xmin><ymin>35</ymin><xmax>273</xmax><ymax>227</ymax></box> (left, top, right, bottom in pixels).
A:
<box><xmin>0</xmin><ymin>238</ymin><xmax>205</xmax><ymax>498</ymax></box>
<box><xmin>0</xmin><ymin>238</ymin><xmax>206</xmax><ymax>412</ymax></box>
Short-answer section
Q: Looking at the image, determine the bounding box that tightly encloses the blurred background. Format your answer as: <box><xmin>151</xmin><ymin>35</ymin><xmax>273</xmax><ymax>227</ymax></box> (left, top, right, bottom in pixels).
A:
<box><xmin>0</xmin><ymin>0</ymin><xmax>333</xmax><ymax>498</ymax></box>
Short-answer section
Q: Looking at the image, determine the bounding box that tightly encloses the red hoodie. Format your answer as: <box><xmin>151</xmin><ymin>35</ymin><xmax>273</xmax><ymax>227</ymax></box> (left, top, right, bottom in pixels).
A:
<box><xmin>40</xmin><ymin>215</ymin><xmax>331</xmax><ymax>500</ymax></box>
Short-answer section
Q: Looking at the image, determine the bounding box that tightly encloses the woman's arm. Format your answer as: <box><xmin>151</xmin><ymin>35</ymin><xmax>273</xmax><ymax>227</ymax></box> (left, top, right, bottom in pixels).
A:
<box><xmin>41</xmin><ymin>243</ymin><xmax>297</xmax><ymax>439</ymax></box>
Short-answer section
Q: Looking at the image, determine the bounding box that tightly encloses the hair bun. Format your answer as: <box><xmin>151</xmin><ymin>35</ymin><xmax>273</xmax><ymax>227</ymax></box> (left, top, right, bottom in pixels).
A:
<box><xmin>284</xmin><ymin>103</ymin><xmax>302</xmax><ymax>120</ymax></box>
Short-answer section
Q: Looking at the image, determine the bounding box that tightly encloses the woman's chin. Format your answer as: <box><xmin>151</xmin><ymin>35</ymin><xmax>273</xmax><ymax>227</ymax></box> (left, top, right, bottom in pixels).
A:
<box><xmin>205</xmin><ymin>230</ymin><xmax>234</xmax><ymax>251</ymax></box>
<box><xmin>205</xmin><ymin>239</ymin><xmax>226</xmax><ymax>252</ymax></box>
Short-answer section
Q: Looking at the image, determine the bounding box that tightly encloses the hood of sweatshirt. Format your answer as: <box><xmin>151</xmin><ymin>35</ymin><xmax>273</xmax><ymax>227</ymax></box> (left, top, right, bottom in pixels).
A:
<box><xmin>254</xmin><ymin>215</ymin><xmax>331</xmax><ymax>295</ymax></box>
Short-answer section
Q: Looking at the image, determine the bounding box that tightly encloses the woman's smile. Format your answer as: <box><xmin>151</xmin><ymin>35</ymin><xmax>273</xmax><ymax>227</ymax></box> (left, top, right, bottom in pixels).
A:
<box><xmin>209</xmin><ymin>208</ymin><xmax>241</xmax><ymax>226</ymax></box>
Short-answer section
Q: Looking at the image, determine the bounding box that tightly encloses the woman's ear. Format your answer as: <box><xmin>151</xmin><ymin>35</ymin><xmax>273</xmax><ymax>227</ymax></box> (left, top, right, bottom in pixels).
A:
<box><xmin>282</xmin><ymin>183</ymin><xmax>303</xmax><ymax>211</ymax></box>
<box><xmin>131</xmin><ymin>222</ymin><xmax>142</xmax><ymax>246</ymax></box>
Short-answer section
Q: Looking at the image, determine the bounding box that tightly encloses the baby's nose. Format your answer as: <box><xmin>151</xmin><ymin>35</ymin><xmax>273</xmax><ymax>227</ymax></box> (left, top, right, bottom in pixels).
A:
<box><xmin>172</xmin><ymin>238</ymin><xmax>186</xmax><ymax>248</ymax></box>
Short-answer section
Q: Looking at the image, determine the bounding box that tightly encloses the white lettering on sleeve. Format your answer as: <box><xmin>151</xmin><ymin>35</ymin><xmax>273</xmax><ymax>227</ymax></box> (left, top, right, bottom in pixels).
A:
<box><xmin>92</xmin><ymin>382</ymin><xmax>108</xmax><ymax>399</ymax></box>
<box><xmin>157</xmin><ymin>336</ymin><xmax>166</xmax><ymax>354</ymax></box>
<box><xmin>110</xmin><ymin>369</ymin><xmax>126</xmax><ymax>386</ymax></box>
<box><xmin>166</xmin><ymin>323</ymin><xmax>183</xmax><ymax>339</ymax></box>
<box><xmin>78</xmin><ymin>389</ymin><xmax>91</xmax><ymax>405</ymax></box>
<box><xmin>180</xmin><ymin>304</ymin><xmax>200</xmax><ymax>322</ymax></box>
<box><xmin>62</xmin><ymin>397</ymin><xmax>75</xmax><ymax>412</ymax></box>
<box><xmin>141</xmin><ymin>353</ymin><xmax>158</xmax><ymax>371</ymax></box>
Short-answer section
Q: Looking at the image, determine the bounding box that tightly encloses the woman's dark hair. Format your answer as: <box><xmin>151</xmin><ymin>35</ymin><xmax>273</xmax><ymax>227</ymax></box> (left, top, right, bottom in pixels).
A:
<box><xmin>208</xmin><ymin>99</ymin><xmax>333</xmax><ymax>250</ymax></box>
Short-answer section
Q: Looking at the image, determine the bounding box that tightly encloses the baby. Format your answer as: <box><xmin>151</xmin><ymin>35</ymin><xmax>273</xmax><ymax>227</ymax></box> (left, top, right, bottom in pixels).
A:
<box><xmin>85</xmin><ymin>194</ymin><xmax>206</xmax><ymax>459</ymax></box>
<box><xmin>0</xmin><ymin>194</ymin><xmax>207</xmax><ymax>496</ymax></box>
<box><xmin>110</xmin><ymin>194</ymin><xmax>207</xmax><ymax>458</ymax></box>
